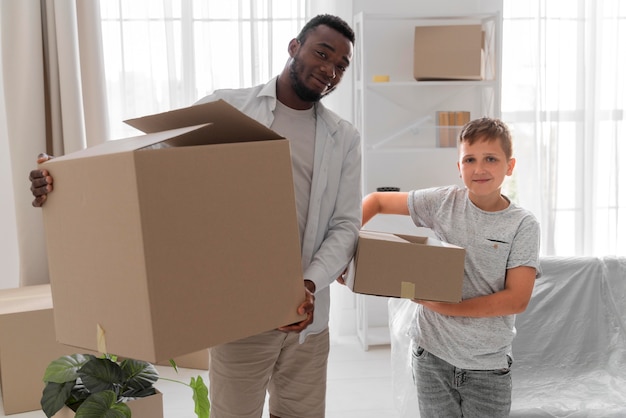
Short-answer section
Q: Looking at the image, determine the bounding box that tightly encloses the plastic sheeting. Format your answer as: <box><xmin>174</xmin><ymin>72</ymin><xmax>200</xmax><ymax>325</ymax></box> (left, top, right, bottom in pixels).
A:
<box><xmin>389</xmin><ymin>256</ymin><xmax>626</xmax><ymax>417</ymax></box>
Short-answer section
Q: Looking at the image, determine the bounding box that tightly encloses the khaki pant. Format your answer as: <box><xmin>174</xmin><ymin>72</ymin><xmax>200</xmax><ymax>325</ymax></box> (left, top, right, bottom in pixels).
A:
<box><xmin>209</xmin><ymin>328</ymin><xmax>330</xmax><ymax>418</ymax></box>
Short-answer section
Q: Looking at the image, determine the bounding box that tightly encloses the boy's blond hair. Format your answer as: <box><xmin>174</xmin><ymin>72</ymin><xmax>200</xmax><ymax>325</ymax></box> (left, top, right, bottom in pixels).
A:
<box><xmin>459</xmin><ymin>117</ymin><xmax>513</xmax><ymax>160</ymax></box>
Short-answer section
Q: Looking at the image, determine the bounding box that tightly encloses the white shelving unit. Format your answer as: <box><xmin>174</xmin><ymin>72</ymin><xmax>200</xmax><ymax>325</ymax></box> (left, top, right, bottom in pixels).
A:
<box><xmin>352</xmin><ymin>11</ymin><xmax>503</xmax><ymax>350</ymax></box>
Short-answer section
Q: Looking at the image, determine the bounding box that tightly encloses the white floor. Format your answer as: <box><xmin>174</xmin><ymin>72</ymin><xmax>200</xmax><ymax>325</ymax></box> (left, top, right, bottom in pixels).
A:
<box><xmin>0</xmin><ymin>336</ymin><xmax>400</xmax><ymax>418</ymax></box>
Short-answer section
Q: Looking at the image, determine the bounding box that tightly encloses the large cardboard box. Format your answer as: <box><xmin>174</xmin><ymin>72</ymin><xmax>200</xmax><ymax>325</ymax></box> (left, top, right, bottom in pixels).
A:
<box><xmin>40</xmin><ymin>100</ymin><xmax>306</xmax><ymax>363</ymax></box>
<box><xmin>413</xmin><ymin>24</ymin><xmax>484</xmax><ymax>81</ymax></box>
<box><xmin>347</xmin><ymin>231</ymin><xmax>465</xmax><ymax>302</ymax></box>
<box><xmin>0</xmin><ymin>285</ymin><xmax>79</xmax><ymax>415</ymax></box>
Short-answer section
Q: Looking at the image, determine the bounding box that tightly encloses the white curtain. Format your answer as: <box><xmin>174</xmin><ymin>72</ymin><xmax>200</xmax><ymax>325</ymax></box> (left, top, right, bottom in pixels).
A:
<box><xmin>502</xmin><ymin>0</ymin><xmax>625</xmax><ymax>256</ymax></box>
<box><xmin>99</xmin><ymin>0</ymin><xmax>307</xmax><ymax>140</ymax></box>
<box><xmin>0</xmin><ymin>0</ymin><xmax>308</xmax><ymax>289</ymax></box>
<box><xmin>0</xmin><ymin>0</ymin><xmax>108</xmax><ymax>288</ymax></box>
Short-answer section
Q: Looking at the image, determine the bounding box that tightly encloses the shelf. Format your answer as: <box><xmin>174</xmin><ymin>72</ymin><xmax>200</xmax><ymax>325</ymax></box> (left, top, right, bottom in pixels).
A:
<box><xmin>358</xmin><ymin>13</ymin><xmax>497</xmax><ymax>25</ymax></box>
<box><xmin>353</xmin><ymin>6</ymin><xmax>502</xmax><ymax>349</ymax></box>
<box><xmin>366</xmin><ymin>146</ymin><xmax>459</xmax><ymax>153</ymax></box>
<box><xmin>366</xmin><ymin>80</ymin><xmax>498</xmax><ymax>88</ymax></box>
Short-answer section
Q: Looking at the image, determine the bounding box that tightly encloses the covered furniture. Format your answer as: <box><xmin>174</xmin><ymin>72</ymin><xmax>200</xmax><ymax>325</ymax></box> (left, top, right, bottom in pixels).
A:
<box><xmin>389</xmin><ymin>256</ymin><xmax>626</xmax><ymax>417</ymax></box>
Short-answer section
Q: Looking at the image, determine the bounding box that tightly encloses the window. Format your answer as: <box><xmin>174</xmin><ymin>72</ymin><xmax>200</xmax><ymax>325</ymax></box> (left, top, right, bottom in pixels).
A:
<box><xmin>502</xmin><ymin>0</ymin><xmax>625</xmax><ymax>256</ymax></box>
<box><xmin>99</xmin><ymin>0</ymin><xmax>307</xmax><ymax>139</ymax></box>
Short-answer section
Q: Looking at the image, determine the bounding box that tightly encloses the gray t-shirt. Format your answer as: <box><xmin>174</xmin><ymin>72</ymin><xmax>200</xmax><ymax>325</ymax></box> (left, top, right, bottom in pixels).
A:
<box><xmin>408</xmin><ymin>185</ymin><xmax>541</xmax><ymax>370</ymax></box>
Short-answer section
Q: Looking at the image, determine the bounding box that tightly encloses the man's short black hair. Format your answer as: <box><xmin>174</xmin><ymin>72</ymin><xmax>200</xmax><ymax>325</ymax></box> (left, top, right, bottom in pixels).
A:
<box><xmin>296</xmin><ymin>14</ymin><xmax>355</xmax><ymax>45</ymax></box>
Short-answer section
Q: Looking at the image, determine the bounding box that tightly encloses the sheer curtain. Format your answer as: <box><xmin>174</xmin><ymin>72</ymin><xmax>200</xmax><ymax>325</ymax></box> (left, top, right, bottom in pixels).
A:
<box><xmin>0</xmin><ymin>0</ymin><xmax>107</xmax><ymax>289</ymax></box>
<box><xmin>0</xmin><ymin>0</ymin><xmax>307</xmax><ymax>289</ymax></box>
<box><xmin>502</xmin><ymin>0</ymin><xmax>625</xmax><ymax>256</ymax></box>
<box><xmin>99</xmin><ymin>0</ymin><xmax>307</xmax><ymax>140</ymax></box>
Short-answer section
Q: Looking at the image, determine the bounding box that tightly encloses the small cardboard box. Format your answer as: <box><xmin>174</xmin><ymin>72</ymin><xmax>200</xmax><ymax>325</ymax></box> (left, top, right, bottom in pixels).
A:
<box><xmin>347</xmin><ymin>231</ymin><xmax>465</xmax><ymax>302</ymax></box>
<box><xmin>413</xmin><ymin>24</ymin><xmax>484</xmax><ymax>81</ymax></box>
<box><xmin>40</xmin><ymin>100</ymin><xmax>305</xmax><ymax>363</ymax></box>
<box><xmin>0</xmin><ymin>285</ymin><xmax>79</xmax><ymax>415</ymax></box>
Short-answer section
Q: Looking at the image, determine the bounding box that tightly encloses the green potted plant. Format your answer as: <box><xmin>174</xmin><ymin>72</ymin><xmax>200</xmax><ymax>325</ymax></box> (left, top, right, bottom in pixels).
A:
<box><xmin>41</xmin><ymin>353</ymin><xmax>209</xmax><ymax>418</ymax></box>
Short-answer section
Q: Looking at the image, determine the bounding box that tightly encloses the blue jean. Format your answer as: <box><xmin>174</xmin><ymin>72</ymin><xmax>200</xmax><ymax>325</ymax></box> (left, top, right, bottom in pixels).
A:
<box><xmin>412</xmin><ymin>345</ymin><xmax>512</xmax><ymax>418</ymax></box>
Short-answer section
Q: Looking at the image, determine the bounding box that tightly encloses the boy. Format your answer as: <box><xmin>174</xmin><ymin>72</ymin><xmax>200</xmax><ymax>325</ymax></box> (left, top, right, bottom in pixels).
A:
<box><xmin>361</xmin><ymin>117</ymin><xmax>540</xmax><ymax>417</ymax></box>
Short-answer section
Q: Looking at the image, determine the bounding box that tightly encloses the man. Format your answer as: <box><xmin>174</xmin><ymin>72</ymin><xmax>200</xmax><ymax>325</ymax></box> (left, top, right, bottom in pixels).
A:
<box><xmin>30</xmin><ymin>14</ymin><xmax>361</xmax><ymax>418</ymax></box>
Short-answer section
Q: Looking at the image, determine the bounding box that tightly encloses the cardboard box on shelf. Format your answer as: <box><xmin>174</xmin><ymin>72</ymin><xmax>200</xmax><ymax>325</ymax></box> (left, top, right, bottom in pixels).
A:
<box><xmin>0</xmin><ymin>285</ymin><xmax>80</xmax><ymax>415</ymax></box>
<box><xmin>414</xmin><ymin>24</ymin><xmax>484</xmax><ymax>81</ymax></box>
<box><xmin>436</xmin><ymin>110</ymin><xmax>471</xmax><ymax>148</ymax></box>
<box><xmin>40</xmin><ymin>100</ymin><xmax>306</xmax><ymax>363</ymax></box>
<box><xmin>346</xmin><ymin>231</ymin><xmax>465</xmax><ymax>302</ymax></box>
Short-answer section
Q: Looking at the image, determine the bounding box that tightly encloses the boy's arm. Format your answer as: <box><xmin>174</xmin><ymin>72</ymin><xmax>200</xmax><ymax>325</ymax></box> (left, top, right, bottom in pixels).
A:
<box><xmin>362</xmin><ymin>192</ymin><xmax>410</xmax><ymax>225</ymax></box>
<box><xmin>418</xmin><ymin>265</ymin><xmax>536</xmax><ymax>317</ymax></box>
<box><xmin>336</xmin><ymin>191</ymin><xmax>411</xmax><ymax>285</ymax></box>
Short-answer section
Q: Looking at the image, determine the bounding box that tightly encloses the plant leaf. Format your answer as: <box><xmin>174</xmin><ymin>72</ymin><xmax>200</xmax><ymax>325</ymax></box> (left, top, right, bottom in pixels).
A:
<box><xmin>168</xmin><ymin>358</ymin><xmax>179</xmax><ymax>372</ymax></box>
<box><xmin>41</xmin><ymin>381</ymin><xmax>75</xmax><ymax>418</ymax></box>
<box><xmin>43</xmin><ymin>354</ymin><xmax>93</xmax><ymax>384</ymax></box>
<box><xmin>74</xmin><ymin>391</ymin><xmax>131</xmax><ymax>418</ymax></box>
<box><xmin>121</xmin><ymin>387</ymin><xmax>156</xmax><ymax>400</ymax></box>
<box><xmin>66</xmin><ymin>381</ymin><xmax>91</xmax><ymax>408</ymax></box>
<box><xmin>119</xmin><ymin>358</ymin><xmax>159</xmax><ymax>394</ymax></box>
<box><xmin>78</xmin><ymin>358</ymin><xmax>124</xmax><ymax>394</ymax></box>
<box><xmin>190</xmin><ymin>376</ymin><xmax>210</xmax><ymax>418</ymax></box>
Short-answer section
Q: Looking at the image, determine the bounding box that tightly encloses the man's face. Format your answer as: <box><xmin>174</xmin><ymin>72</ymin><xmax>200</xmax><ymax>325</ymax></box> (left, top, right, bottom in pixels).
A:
<box><xmin>289</xmin><ymin>25</ymin><xmax>353</xmax><ymax>103</ymax></box>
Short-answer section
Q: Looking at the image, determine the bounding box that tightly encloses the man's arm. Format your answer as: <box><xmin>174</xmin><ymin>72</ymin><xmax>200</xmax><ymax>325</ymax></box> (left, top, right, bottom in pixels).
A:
<box><xmin>303</xmin><ymin>129</ymin><xmax>362</xmax><ymax>293</ymax></box>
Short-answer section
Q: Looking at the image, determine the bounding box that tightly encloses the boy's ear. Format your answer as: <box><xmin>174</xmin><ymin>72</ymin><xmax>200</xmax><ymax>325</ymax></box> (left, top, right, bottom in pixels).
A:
<box><xmin>507</xmin><ymin>157</ymin><xmax>516</xmax><ymax>176</ymax></box>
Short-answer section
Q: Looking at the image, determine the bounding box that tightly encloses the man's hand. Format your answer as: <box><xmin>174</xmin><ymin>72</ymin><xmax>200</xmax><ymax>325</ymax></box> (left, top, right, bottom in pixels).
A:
<box><xmin>278</xmin><ymin>280</ymin><xmax>315</xmax><ymax>333</ymax></box>
<box><xmin>336</xmin><ymin>269</ymin><xmax>348</xmax><ymax>285</ymax></box>
<box><xmin>29</xmin><ymin>153</ymin><xmax>54</xmax><ymax>207</ymax></box>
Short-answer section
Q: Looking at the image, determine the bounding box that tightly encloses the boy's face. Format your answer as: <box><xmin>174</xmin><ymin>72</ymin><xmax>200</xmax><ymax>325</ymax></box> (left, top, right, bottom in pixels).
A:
<box><xmin>457</xmin><ymin>136</ymin><xmax>515</xmax><ymax>201</ymax></box>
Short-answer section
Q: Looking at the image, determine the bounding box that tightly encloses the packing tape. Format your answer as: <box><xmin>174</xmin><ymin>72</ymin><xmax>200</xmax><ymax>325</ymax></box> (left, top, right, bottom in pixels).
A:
<box><xmin>372</xmin><ymin>74</ymin><xmax>390</xmax><ymax>82</ymax></box>
<box><xmin>400</xmin><ymin>282</ymin><xmax>415</xmax><ymax>299</ymax></box>
<box><xmin>97</xmin><ymin>323</ymin><xmax>107</xmax><ymax>354</ymax></box>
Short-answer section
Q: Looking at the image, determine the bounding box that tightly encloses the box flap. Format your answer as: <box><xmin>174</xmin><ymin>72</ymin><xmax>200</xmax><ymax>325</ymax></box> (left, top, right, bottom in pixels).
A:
<box><xmin>124</xmin><ymin>99</ymin><xmax>283</xmax><ymax>144</ymax></box>
<box><xmin>40</xmin><ymin>124</ymin><xmax>211</xmax><ymax>163</ymax></box>
<box><xmin>359</xmin><ymin>230</ymin><xmax>411</xmax><ymax>243</ymax></box>
<box><xmin>396</xmin><ymin>233</ymin><xmax>463</xmax><ymax>249</ymax></box>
